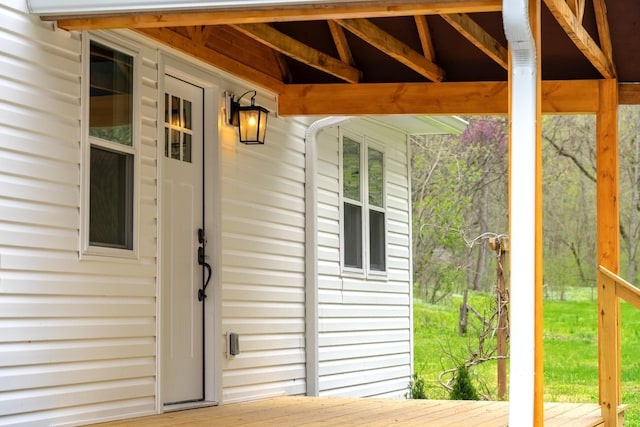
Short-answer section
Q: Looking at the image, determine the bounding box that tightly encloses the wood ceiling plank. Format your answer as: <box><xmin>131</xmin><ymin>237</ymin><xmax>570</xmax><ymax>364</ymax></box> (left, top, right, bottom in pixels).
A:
<box><xmin>440</xmin><ymin>13</ymin><xmax>507</xmax><ymax>69</ymax></box>
<box><xmin>414</xmin><ymin>15</ymin><xmax>437</xmax><ymax>61</ymax></box>
<box><xmin>136</xmin><ymin>27</ymin><xmax>284</xmax><ymax>93</ymax></box>
<box><xmin>278</xmin><ymin>80</ymin><xmax>600</xmax><ymax>115</ymax></box>
<box><xmin>232</xmin><ymin>23</ymin><xmax>361</xmax><ymax>83</ymax></box>
<box><xmin>543</xmin><ymin>0</ymin><xmax>615</xmax><ymax>78</ymax></box>
<box><xmin>328</xmin><ymin>20</ymin><xmax>356</xmax><ymax>66</ymax></box>
<box><xmin>336</xmin><ymin>18</ymin><xmax>445</xmax><ymax>82</ymax></box>
<box><xmin>54</xmin><ymin>1</ymin><xmax>503</xmax><ymax>30</ymax></box>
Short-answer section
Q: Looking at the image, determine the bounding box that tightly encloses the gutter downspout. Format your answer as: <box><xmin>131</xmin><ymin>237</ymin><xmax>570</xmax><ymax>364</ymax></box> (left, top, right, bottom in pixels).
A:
<box><xmin>503</xmin><ymin>1</ymin><xmax>538</xmax><ymax>426</ymax></box>
<box><xmin>304</xmin><ymin>116</ymin><xmax>352</xmax><ymax>396</ymax></box>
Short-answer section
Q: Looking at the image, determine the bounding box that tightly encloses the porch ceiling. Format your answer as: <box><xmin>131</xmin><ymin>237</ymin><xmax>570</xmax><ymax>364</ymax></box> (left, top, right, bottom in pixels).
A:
<box><xmin>34</xmin><ymin>0</ymin><xmax>640</xmax><ymax>115</ymax></box>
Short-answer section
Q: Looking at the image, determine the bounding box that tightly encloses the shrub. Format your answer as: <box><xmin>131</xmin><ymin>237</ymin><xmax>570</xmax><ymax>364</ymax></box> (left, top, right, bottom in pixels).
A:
<box><xmin>449</xmin><ymin>365</ymin><xmax>479</xmax><ymax>400</ymax></box>
<box><xmin>406</xmin><ymin>373</ymin><xmax>428</xmax><ymax>399</ymax></box>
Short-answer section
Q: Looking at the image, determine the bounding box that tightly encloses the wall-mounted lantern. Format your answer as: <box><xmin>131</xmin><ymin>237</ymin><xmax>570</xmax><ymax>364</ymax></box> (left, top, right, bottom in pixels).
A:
<box><xmin>226</xmin><ymin>90</ymin><xmax>269</xmax><ymax>144</ymax></box>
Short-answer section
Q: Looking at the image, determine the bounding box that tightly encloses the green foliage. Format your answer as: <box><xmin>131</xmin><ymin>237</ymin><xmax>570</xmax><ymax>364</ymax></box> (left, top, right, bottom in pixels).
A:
<box><xmin>406</xmin><ymin>372</ymin><xmax>428</xmax><ymax>399</ymax></box>
<box><xmin>413</xmin><ymin>293</ymin><xmax>640</xmax><ymax>424</ymax></box>
<box><xmin>449</xmin><ymin>365</ymin><xmax>479</xmax><ymax>400</ymax></box>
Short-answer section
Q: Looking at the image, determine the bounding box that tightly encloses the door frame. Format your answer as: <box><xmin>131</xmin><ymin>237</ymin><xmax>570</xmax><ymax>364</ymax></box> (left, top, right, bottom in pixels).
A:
<box><xmin>157</xmin><ymin>54</ymin><xmax>222</xmax><ymax>411</ymax></box>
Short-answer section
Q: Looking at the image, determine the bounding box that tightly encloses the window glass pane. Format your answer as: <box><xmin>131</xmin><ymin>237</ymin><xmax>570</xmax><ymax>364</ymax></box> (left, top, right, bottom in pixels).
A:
<box><xmin>171</xmin><ymin>129</ymin><xmax>180</xmax><ymax>160</ymax></box>
<box><xmin>90</xmin><ymin>146</ymin><xmax>133</xmax><ymax>249</ymax></box>
<box><xmin>89</xmin><ymin>41</ymin><xmax>133</xmax><ymax>146</ymax></box>
<box><xmin>368</xmin><ymin>147</ymin><xmax>383</xmax><ymax>207</ymax></box>
<box><xmin>369</xmin><ymin>210</ymin><xmax>386</xmax><ymax>271</ymax></box>
<box><xmin>164</xmin><ymin>127</ymin><xmax>169</xmax><ymax>158</ymax></box>
<box><xmin>343</xmin><ymin>137</ymin><xmax>360</xmax><ymax>201</ymax></box>
<box><xmin>184</xmin><ymin>100</ymin><xmax>192</xmax><ymax>130</ymax></box>
<box><xmin>183</xmin><ymin>133</ymin><xmax>192</xmax><ymax>163</ymax></box>
<box><xmin>171</xmin><ymin>96</ymin><xmax>180</xmax><ymax>127</ymax></box>
<box><xmin>344</xmin><ymin>202</ymin><xmax>362</xmax><ymax>268</ymax></box>
<box><xmin>164</xmin><ymin>93</ymin><xmax>170</xmax><ymax>124</ymax></box>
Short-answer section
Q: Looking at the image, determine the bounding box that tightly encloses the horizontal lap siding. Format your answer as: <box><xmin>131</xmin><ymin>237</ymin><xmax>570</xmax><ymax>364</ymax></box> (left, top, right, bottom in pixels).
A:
<box><xmin>0</xmin><ymin>5</ymin><xmax>158</xmax><ymax>426</ymax></box>
<box><xmin>316</xmin><ymin>121</ymin><xmax>412</xmax><ymax>399</ymax></box>
<box><xmin>221</xmin><ymin>116</ymin><xmax>308</xmax><ymax>403</ymax></box>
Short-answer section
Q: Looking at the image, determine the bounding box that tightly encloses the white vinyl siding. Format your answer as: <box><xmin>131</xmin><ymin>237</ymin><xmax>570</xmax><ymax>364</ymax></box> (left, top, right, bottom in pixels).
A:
<box><xmin>315</xmin><ymin>121</ymin><xmax>412</xmax><ymax>398</ymax></box>
<box><xmin>0</xmin><ymin>4</ymin><xmax>158</xmax><ymax>426</ymax></box>
<box><xmin>220</xmin><ymin>115</ymin><xmax>309</xmax><ymax>403</ymax></box>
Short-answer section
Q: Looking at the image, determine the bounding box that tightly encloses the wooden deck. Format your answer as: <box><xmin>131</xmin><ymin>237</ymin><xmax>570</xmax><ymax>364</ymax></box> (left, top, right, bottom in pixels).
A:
<box><xmin>91</xmin><ymin>396</ymin><xmax>606</xmax><ymax>426</ymax></box>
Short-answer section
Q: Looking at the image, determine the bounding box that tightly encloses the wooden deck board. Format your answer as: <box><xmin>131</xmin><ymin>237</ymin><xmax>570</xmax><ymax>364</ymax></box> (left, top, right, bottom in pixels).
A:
<box><xmin>90</xmin><ymin>396</ymin><xmax>605</xmax><ymax>427</ymax></box>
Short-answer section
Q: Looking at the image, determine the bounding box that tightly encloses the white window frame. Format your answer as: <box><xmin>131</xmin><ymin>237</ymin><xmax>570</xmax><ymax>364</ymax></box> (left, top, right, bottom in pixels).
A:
<box><xmin>80</xmin><ymin>33</ymin><xmax>140</xmax><ymax>260</ymax></box>
<box><xmin>339</xmin><ymin>130</ymin><xmax>387</xmax><ymax>278</ymax></box>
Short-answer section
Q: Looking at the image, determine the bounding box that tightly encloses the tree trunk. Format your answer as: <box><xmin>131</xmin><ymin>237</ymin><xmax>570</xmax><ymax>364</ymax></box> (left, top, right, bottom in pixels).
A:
<box><xmin>459</xmin><ymin>289</ymin><xmax>469</xmax><ymax>335</ymax></box>
<box><xmin>628</xmin><ymin>117</ymin><xmax>639</xmax><ymax>282</ymax></box>
<box><xmin>473</xmin><ymin>175</ymin><xmax>490</xmax><ymax>290</ymax></box>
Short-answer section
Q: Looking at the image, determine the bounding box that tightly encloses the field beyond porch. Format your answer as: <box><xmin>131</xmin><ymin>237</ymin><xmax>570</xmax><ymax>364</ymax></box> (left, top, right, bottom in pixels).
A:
<box><xmin>413</xmin><ymin>289</ymin><xmax>640</xmax><ymax>426</ymax></box>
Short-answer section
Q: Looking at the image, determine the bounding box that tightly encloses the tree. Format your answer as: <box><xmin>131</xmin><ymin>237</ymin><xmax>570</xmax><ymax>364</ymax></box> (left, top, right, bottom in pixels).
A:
<box><xmin>411</xmin><ymin>116</ymin><xmax>508</xmax><ymax>302</ymax></box>
<box><xmin>449</xmin><ymin>365</ymin><xmax>480</xmax><ymax>400</ymax></box>
<box><xmin>458</xmin><ymin>117</ymin><xmax>508</xmax><ymax>291</ymax></box>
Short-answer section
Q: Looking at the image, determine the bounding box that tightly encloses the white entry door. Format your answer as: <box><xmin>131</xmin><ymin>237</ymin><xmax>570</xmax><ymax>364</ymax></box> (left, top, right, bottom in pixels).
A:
<box><xmin>161</xmin><ymin>75</ymin><xmax>205</xmax><ymax>405</ymax></box>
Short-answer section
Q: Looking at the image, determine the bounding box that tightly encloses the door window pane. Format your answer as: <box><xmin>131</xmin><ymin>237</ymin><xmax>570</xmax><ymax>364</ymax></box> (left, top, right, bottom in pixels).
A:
<box><xmin>89</xmin><ymin>41</ymin><xmax>133</xmax><ymax>146</ymax></box>
<box><xmin>164</xmin><ymin>94</ymin><xmax>193</xmax><ymax>164</ymax></box>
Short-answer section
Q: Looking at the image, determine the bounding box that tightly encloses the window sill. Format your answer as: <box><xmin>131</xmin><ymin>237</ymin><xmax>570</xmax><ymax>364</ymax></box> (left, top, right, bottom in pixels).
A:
<box><xmin>81</xmin><ymin>246</ymin><xmax>139</xmax><ymax>262</ymax></box>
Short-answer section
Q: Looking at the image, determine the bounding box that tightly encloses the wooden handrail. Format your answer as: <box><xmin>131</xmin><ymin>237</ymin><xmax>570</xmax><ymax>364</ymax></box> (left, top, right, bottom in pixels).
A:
<box><xmin>597</xmin><ymin>265</ymin><xmax>640</xmax><ymax>426</ymax></box>
<box><xmin>600</xmin><ymin>265</ymin><xmax>640</xmax><ymax>310</ymax></box>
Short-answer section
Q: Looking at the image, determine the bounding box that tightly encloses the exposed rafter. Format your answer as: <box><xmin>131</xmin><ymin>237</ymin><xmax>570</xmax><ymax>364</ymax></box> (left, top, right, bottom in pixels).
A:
<box><xmin>440</xmin><ymin>13</ymin><xmax>507</xmax><ymax>69</ymax></box>
<box><xmin>232</xmin><ymin>23</ymin><xmax>361</xmax><ymax>83</ymax></box>
<box><xmin>414</xmin><ymin>15</ymin><xmax>437</xmax><ymax>61</ymax></box>
<box><xmin>335</xmin><ymin>18</ymin><xmax>445</xmax><ymax>82</ymax></box>
<box><xmin>328</xmin><ymin>20</ymin><xmax>356</xmax><ymax>66</ymax></box>
<box><xmin>592</xmin><ymin>0</ymin><xmax>614</xmax><ymax>66</ymax></box>
<box><xmin>543</xmin><ymin>0</ymin><xmax>615</xmax><ymax>78</ymax></box>
<box><xmin>566</xmin><ymin>0</ymin><xmax>586</xmax><ymax>22</ymax></box>
<box><xmin>53</xmin><ymin>1</ymin><xmax>503</xmax><ymax>30</ymax></box>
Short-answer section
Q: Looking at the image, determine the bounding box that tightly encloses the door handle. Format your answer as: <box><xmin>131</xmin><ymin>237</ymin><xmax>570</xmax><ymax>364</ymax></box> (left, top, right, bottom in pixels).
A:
<box><xmin>197</xmin><ymin>228</ymin><xmax>212</xmax><ymax>302</ymax></box>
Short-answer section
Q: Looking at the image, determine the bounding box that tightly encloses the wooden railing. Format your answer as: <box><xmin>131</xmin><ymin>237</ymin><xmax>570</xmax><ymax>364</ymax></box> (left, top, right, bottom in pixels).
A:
<box><xmin>598</xmin><ymin>266</ymin><xmax>640</xmax><ymax>426</ymax></box>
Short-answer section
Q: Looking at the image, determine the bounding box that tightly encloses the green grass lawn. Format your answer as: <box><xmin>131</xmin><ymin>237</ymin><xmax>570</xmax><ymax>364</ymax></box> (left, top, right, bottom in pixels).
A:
<box><xmin>413</xmin><ymin>292</ymin><xmax>640</xmax><ymax>425</ymax></box>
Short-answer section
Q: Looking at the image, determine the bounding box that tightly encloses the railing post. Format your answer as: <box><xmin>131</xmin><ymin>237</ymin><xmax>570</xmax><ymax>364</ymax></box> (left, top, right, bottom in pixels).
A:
<box><xmin>598</xmin><ymin>270</ymin><xmax>621</xmax><ymax>426</ymax></box>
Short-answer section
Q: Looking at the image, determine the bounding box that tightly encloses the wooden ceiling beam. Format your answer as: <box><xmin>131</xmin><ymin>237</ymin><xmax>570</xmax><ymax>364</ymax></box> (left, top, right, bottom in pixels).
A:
<box><xmin>566</xmin><ymin>0</ymin><xmax>586</xmax><ymax>22</ymax></box>
<box><xmin>592</xmin><ymin>0</ymin><xmax>614</xmax><ymax>67</ymax></box>
<box><xmin>414</xmin><ymin>15</ymin><xmax>437</xmax><ymax>61</ymax></box>
<box><xmin>440</xmin><ymin>12</ymin><xmax>507</xmax><ymax>69</ymax></box>
<box><xmin>232</xmin><ymin>23</ymin><xmax>361</xmax><ymax>83</ymax></box>
<box><xmin>278</xmin><ymin>80</ymin><xmax>601</xmax><ymax>115</ymax></box>
<box><xmin>136</xmin><ymin>27</ymin><xmax>285</xmax><ymax>93</ymax></box>
<box><xmin>336</xmin><ymin>18</ymin><xmax>445</xmax><ymax>82</ymax></box>
<box><xmin>54</xmin><ymin>1</ymin><xmax>503</xmax><ymax>30</ymax></box>
<box><xmin>328</xmin><ymin>20</ymin><xmax>356</xmax><ymax>66</ymax></box>
<box><xmin>543</xmin><ymin>0</ymin><xmax>615</xmax><ymax>78</ymax></box>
